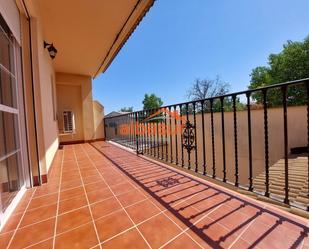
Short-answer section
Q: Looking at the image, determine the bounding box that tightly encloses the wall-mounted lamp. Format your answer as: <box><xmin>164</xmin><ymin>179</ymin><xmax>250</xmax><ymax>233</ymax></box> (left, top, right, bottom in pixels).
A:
<box><xmin>44</xmin><ymin>41</ymin><xmax>57</xmax><ymax>59</ymax></box>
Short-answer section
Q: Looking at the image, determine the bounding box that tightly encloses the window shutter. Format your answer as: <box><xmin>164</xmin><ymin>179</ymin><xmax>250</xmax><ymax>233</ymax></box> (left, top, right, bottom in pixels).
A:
<box><xmin>63</xmin><ymin>111</ymin><xmax>75</xmax><ymax>133</ymax></box>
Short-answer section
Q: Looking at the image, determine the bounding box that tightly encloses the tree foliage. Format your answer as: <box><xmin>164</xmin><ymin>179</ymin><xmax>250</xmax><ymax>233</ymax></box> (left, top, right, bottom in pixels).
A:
<box><xmin>186</xmin><ymin>76</ymin><xmax>245</xmax><ymax>112</ymax></box>
<box><xmin>187</xmin><ymin>76</ymin><xmax>230</xmax><ymax>101</ymax></box>
<box><xmin>142</xmin><ymin>93</ymin><xmax>163</xmax><ymax>110</ymax></box>
<box><xmin>249</xmin><ymin>36</ymin><xmax>309</xmax><ymax>106</ymax></box>
<box><xmin>119</xmin><ymin>107</ymin><xmax>133</xmax><ymax>112</ymax></box>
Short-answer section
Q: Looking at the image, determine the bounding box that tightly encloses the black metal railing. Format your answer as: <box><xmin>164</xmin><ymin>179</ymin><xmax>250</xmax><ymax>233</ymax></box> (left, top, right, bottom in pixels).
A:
<box><xmin>104</xmin><ymin>78</ymin><xmax>309</xmax><ymax>210</ymax></box>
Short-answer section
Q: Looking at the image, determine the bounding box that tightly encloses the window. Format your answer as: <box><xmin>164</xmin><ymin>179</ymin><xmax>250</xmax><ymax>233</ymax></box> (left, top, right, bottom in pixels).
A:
<box><xmin>63</xmin><ymin>111</ymin><xmax>75</xmax><ymax>133</ymax></box>
<box><xmin>0</xmin><ymin>14</ymin><xmax>24</xmax><ymax>213</ymax></box>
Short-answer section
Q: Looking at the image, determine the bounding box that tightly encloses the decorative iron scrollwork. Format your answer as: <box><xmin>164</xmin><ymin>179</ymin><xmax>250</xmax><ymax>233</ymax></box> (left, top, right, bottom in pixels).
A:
<box><xmin>182</xmin><ymin>120</ymin><xmax>196</xmax><ymax>153</ymax></box>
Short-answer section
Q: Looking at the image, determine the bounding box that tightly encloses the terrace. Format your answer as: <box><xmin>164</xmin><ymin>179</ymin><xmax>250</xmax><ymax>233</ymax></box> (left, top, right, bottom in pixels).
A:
<box><xmin>1</xmin><ymin>1</ymin><xmax>308</xmax><ymax>248</ymax></box>
<box><xmin>1</xmin><ymin>142</ymin><xmax>308</xmax><ymax>248</ymax></box>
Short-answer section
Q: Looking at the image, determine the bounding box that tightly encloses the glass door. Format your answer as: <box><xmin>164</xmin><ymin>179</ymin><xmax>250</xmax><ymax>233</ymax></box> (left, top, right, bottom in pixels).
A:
<box><xmin>0</xmin><ymin>15</ymin><xmax>26</xmax><ymax>216</ymax></box>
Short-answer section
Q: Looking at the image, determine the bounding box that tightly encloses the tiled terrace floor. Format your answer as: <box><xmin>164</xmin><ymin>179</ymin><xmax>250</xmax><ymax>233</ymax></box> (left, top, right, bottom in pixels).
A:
<box><xmin>0</xmin><ymin>142</ymin><xmax>308</xmax><ymax>249</ymax></box>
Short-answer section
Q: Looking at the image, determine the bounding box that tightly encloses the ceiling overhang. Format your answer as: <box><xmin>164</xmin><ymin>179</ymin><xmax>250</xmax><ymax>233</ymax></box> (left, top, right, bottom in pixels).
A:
<box><xmin>29</xmin><ymin>0</ymin><xmax>154</xmax><ymax>77</ymax></box>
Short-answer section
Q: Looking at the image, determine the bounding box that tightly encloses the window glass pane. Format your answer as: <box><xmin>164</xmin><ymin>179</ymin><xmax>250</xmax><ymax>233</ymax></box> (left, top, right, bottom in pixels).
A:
<box><xmin>0</xmin><ymin>151</ymin><xmax>21</xmax><ymax>212</ymax></box>
<box><xmin>0</xmin><ymin>112</ymin><xmax>4</xmax><ymax>158</ymax></box>
<box><xmin>0</xmin><ymin>67</ymin><xmax>17</xmax><ymax>108</ymax></box>
<box><xmin>1</xmin><ymin>112</ymin><xmax>20</xmax><ymax>156</ymax></box>
<box><xmin>0</xmin><ymin>29</ymin><xmax>11</xmax><ymax>71</ymax></box>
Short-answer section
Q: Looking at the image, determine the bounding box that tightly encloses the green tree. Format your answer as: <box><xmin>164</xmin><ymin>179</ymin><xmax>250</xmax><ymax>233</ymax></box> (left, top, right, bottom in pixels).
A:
<box><xmin>119</xmin><ymin>107</ymin><xmax>133</xmax><ymax>112</ymax></box>
<box><xmin>249</xmin><ymin>36</ymin><xmax>309</xmax><ymax>106</ymax></box>
<box><xmin>142</xmin><ymin>93</ymin><xmax>163</xmax><ymax>110</ymax></box>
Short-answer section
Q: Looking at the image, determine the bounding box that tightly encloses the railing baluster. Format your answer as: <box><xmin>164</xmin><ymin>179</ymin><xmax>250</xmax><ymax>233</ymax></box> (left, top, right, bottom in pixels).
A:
<box><xmin>140</xmin><ymin>111</ymin><xmax>143</xmax><ymax>154</ymax></box>
<box><xmin>164</xmin><ymin>108</ymin><xmax>168</xmax><ymax>162</ymax></box>
<box><xmin>148</xmin><ymin>110</ymin><xmax>151</xmax><ymax>155</ymax></box>
<box><xmin>149</xmin><ymin>109</ymin><xmax>154</xmax><ymax>156</ymax></box>
<box><xmin>127</xmin><ymin>114</ymin><xmax>130</xmax><ymax>147</ymax></box>
<box><xmin>232</xmin><ymin>95</ymin><xmax>239</xmax><ymax>187</ymax></box>
<box><xmin>201</xmin><ymin>100</ymin><xmax>206</xmax><ymax>175</ymax></box>
<box><xmin>132</xmin><ymin>113</ymin><xmax>135</xmax><ymax>150</ymax></box>
<box><xmin>146</xmin><ymin>110</ymin><xmax>149</xmax><ymax>155</ymax></box>
<box><xmin>282</xmin><ymin>86</ymin><xmax>289</xmax><ymax>204</ymax></box>
<box><xmin>127</xmin><ymin>114</ymin><xmax>129</xmax><ymax>147</ymax></box>
<box><xmin>132</xmin><ymin>113</ymin><xmax>135</xmax><ymax>148</ymax></box>
<box><xmin>186</xmin><ymin>103</ymin><xmax>191</xmax><ymax>169</ymax></box>
<box><xmin>246</xmin><ymin>93</ymin><xmax>253</xmax><ymax>191</ymax></box>
<box><xmin>180</xmin><ymin>104</ymin><xmax>184</xmax><ymax>167</ymax></box>
<box><xmin>156</xmin><ymin>111</ymin><xmax>159</xmax><ymax>158</ymax></box>
<box><xmin>305</xmin><ymin>82</ymin><xmax>309</xmax><ymax>211</ymax></box>
<box><xmin>220</xmin><ymin>97</ymin><xmax>227</xmax><ymax>182</ymax></box>
<box><xmin>135</xmin><ymin>112</ymin><xmax>139</xmax><ymax>154</ymax></box>
<box><xmin>126</xmin><ymin>115</ymin><xmax>128</xmax><ymax>146</ymax></box>
<box><xmin>169</xmin><ymin>106</ymin><xmax>173</xmax><ymax>164</ymax></box>
<box><xmin>263</xmin><ymin>89</ymin><xmax>270</xmax><ymax>197</ymax></box>
<box><xmin>174</xmin><ymin>105</ymin><xmax>179</xmax><ymax>165</ymax></box>
<box><xmin>193</xmin><ymin>102</ymin><xmax>198</xmax><ymax>172</ymax></box>
<box><xmin>161</xmin><ymin>111</ymin><xmax>164</xmax><ymax>160</ymax></box>
<box><xmin>210</xmin><ymin>99</ymin><xmax>216</xmax><ymax>178</ymax></box>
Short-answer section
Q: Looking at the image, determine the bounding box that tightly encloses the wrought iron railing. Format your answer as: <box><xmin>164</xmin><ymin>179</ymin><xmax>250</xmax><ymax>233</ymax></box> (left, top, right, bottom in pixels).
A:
<box><xmin>104</xmin><ymin>78</ymin><xmax>309</xmax><ymax>210</ymax></box>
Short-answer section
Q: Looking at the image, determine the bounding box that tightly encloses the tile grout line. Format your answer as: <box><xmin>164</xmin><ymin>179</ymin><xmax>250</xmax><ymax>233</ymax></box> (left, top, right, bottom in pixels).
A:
<box><xmin>171</xmin><ymin>184</ymin><xmax>258</xmax><ymax>248</ymax></box>
<box><xmin>2</xmin><ymin>176</ymin><xmax>153</xmax><ymax>239</ymax></box>
<box><xmin>89</xmin><ymin>144</ymin><xmax>209</xmax><ymax>248</ymax></box>
<box><xmin>5</xmin><ymin>169</ymin><xmax>42</xmax><ymax>248</ymax></box>
<box><xmin>31</xmin><ymin>176</ymin><xmax>134</xmax><ymax>203</ymax></box>
<box><xmin>92</xmin><ymin>145</ymin><xmax>207</xmax><ymax>248</ymax></box>
<box><xmin>98</xmin><ymin>147</ymin><xmax>217</xmax><ymax>249</ymax></box>
<box><xmin>25</xmin><ymin>196</ymin><xmax>160</xmax><ymax>249</ymax></box>
<box><xmin>100</xmin><ymin>146</ymin><xmax>263</xmax><ymax>248</ymax></box>
<box><xmin>86</xmin><ymin>143</ymin><xmax>309</xmax><ymax>248</ymax></box>
<box><xmin>227</xmin><ymin>218</ymin><xmax>257</xmax><ymax>249</ymax></box>
<box><xmin>72</xmin><ymin>144</ymin><xmax>102</xmax><ymax>249</ymax></box>
<box><xmin>52</xmin><ymin>146</ymin><xmax>65</xmax><ymax>249</ymax></box>
<box><xmin>107</xmin><ymin>154</ymin><xmax>205</xmax><ymax>245</ymax></box>
<box><xmin>81</xmin><ymin>144</ymin><xmax>153</xmax><ymax>249</ymax></box>
<box><xmin>159</xmin><ymin>203</ymin><xmax>224</xmax><ymax>249</ymax></box>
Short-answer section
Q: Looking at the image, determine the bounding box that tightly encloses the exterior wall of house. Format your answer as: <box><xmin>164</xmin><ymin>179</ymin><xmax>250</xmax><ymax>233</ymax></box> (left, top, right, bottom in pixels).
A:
<box><xmin>21</xmin><ymin>0</ymin><xmax>59</xmax><ymax>176</ymax></box>
<box><xmin>93</xmin><ymin>101</ymin><xmax>105</xmax><ymax>140</ymax></box>
<box><xmin>0</xmin><ymin>0</ymin><xmax>59</xmax><ymax>180</ymax></box>
<box><xmin>30</xmin><ymin>13</ymin><xmax>59</xmax><ymax>175</ymax></box>
<box><xmin>56</xmin><ymin>82</ymin><xmax>85</xmax><ymax>142</ymax></box>
<box><xmin>56</xmin><ymin>73</ymin><xmax>102</xmax><ymax>143</ymax></box>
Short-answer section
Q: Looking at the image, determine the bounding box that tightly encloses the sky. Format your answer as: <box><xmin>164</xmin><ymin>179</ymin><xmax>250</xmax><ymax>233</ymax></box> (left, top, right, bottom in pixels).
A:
<box><xmin>93</xmin><ymin>0</ymin><xmax>309</xmax><ymax>114</ymax></box>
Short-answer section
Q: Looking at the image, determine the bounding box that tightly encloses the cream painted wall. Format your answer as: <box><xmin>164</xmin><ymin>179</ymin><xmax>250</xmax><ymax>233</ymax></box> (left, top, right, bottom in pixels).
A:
<box><xmin>34</xmin><ymin>21</ymin><xmax>59</xmax><ymax>174</ymax></box>
<box><xmin>27</xmin><ymin>8</ymin><xmax>59</xmax><ymax>175</ymax></box>
<box><xmin>56</xmin><ymin>84</ymin><xmax>84</xmax><ymax>142</ymax></box>
<box><xmin>93</xmin><ymin>101</ymin><xmax>105</xmax><ymax>140</ymax></box>
<box><xmin>56</xmin><ymin>73</ymin><xmax>102</xmax><ymax>143</ymax></box>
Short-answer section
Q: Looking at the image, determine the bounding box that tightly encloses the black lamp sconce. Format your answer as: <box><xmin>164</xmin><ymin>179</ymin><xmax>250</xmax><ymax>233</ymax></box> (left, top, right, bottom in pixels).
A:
<box><xmin>44</xmin><ymin>41</ymin><xmax>57</xmax><ymax>59</ymax></box>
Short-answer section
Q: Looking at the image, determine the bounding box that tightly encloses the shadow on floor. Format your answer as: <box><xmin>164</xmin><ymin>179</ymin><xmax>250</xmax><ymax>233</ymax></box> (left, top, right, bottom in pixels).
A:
<box><xmin>91</xmin><ymin>142</ymin><xmax>308</xmax><ymax>249</ymax></box>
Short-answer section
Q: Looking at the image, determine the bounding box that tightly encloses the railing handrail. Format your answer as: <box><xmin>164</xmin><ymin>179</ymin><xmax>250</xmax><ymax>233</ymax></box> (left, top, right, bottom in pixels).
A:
<box><xmin>104</xmin><ymin>77</ymin><xmax>309</xmax><ymax>119</ymax></box>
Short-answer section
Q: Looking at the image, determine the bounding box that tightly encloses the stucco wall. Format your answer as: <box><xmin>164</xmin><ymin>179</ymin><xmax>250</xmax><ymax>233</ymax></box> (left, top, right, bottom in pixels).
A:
<box><xmin>56</xmin><ymin>73</ymin><xmax>98</xmax><ymax>143</ymax></box>
<box><xmin>93</xmin><ymin>101</ymin><xmax>105</xmax><ymax>140</ymax></box>
<box><xmin>32</xmin><ymin>17</ymin><xmax>59</xmax><ymax>174</ymax></box>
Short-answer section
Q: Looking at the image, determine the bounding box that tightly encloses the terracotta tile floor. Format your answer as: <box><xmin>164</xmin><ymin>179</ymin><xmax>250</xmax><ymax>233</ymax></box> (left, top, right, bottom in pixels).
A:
<box><xmin>1</xmin><ymin>142</ymin><xmax>308</xmax><ymax>249</ymax></box>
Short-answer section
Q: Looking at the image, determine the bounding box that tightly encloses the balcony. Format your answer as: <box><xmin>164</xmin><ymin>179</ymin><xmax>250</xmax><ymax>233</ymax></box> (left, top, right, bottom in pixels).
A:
<box><xmin>1</xmin><ymin>142</ymin><xmax>308</xmax><ymax>249</ymax></box>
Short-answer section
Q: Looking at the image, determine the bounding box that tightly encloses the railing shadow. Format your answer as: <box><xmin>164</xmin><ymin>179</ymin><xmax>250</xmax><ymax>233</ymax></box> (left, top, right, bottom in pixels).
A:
<box><xmin>91</xmin><ymin>142</ymin><xmax>308</xmax><ymax>249</ymax></box>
